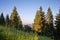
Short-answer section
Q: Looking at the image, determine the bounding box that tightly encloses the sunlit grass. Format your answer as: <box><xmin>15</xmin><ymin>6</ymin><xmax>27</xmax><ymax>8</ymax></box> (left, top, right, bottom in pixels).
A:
<box><xmin>0</xmin><ymin>26</ymin><xmax>53</xmax><ymax>40</ymax></box>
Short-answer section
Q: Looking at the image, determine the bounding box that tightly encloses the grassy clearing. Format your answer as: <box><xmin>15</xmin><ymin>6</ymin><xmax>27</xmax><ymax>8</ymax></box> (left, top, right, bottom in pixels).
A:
<box><xmin>0</xmin><ymin>26</ymin><xmax>53</xmax><ymax>40</ymax></box>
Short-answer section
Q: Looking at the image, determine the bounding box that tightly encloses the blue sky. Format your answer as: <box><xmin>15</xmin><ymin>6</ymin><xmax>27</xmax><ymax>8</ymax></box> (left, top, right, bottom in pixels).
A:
<box><xmin>0</xmin><ymin>0</ymin><xmax>60</xmax><ymax>24</ymax></box>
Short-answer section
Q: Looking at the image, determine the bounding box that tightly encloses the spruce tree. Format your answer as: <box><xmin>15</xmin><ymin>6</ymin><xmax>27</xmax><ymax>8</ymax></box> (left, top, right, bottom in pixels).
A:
<box><xmin>10</xmin><ymin>7</ymin><xmax>22</xmax><ymax>30</ymax></box>
<box><xmin>45</xmin><ymin>7</ymin><xmax>53</xmax><ymax>37</ymax></box>
<box><xmin>33</xmin><ymin>7</ymin><xmax>45</xmax><ymax>34</ymax></box>
<box><xmin>10</xmin><ymin>7</ymin><xmax>18</xmax><ymax>27</ymax></box>
<box><xmin>0</xmin><ymin>13</ymin><xmax>5</xmax><ymax>26</ymax></box>
<box><xmin>54</xmin><ymin>9</ymin><xmax>60</xmax><ymax>40</ymax></box>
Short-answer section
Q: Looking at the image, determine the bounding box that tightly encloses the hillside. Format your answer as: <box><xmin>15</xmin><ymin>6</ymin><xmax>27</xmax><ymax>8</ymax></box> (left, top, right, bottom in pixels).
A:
<box><xmin>0</xmin><ymin>26</ymin><xmax>53</xmax><ymax>40</ymax></box>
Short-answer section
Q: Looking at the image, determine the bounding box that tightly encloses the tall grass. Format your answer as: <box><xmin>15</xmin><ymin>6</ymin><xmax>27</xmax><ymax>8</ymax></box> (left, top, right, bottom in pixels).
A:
<box><xmin>0</xmin><ymin>26</ymin><xmax>53</xmax><ymax>40</ymax></box>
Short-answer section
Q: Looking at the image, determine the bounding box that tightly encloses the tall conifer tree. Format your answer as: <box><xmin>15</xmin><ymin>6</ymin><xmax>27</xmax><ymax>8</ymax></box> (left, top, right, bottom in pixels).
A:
<box><xmin>54</xmin><ymin>9</ymin><xmax>60</xmax><ymax>40</ymax></box>
<box><xmin>10</xmin><ymin>7</ymin><xmax>17</xmax><ymax>27</ymax></box>
<box><xmin>10</xmin><ymin>7</ymin><xmax>22</xmax><ymax>30</ymax></box>
<box><xmin>33</xmin><ymin>7</ymin><xmax>45</xmax><ymax>34</ymax></box>
<box><xmin>45</xmin><ymin>7</ymin><xmax>53</xmax><ymax>37</ymax></box>
<box><xmin>0</xmin><ymin>13</ymin><xmax>5</xmax><ymax>26</ymax></box>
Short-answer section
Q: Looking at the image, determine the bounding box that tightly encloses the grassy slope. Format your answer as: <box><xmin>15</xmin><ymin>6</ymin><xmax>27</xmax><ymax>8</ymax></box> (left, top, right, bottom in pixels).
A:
<box><xmin>0</xmin><ymin>26</ymin><xmax>53</xmax><ymax>40</ymax></box>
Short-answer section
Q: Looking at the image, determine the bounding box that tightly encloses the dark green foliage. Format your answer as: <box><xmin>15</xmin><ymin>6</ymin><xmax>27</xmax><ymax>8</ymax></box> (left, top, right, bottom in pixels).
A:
<box><xmin>0</xmin><ymin>13</ymin><xmax>5</xmax><ymax>26</ymax></box>
<box><xmin>44</xmin><ymin>7</ymin><xmax>53</xmax><ymax>38</ymax></box>
<box><xmin>54</xmin><ymin>9</ymin><xmax>60</xmax><ymax>40</ymax></box>
<box><xmin>6</xmin><ymin>14</ymin><xmax>10</xmax><ymax>27</ymax></box>
<box><xmin>18</xmin><ymin>16</ymin><xmax>23</xmax><ymax>30</ymax></box>
<box><xmin>18</xmin><ymin>23</ymin><xmax>23</xmax><ymax>30</ymax></box>
<box><xmin>24</xmin><ymin>25</ymin><xmax>32</xmax><ymax>32</ymax></box>
<box><xmin>13</xmin><ymin>14</ymin><xmax>18</xmax><ymax>29</ymax></box>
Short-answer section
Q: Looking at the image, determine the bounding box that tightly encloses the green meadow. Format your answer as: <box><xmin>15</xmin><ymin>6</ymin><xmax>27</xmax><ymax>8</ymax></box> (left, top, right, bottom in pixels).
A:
<box><xmin>0</xmin><ymin>26</ymin><xmax>53</xmax><ymax>40</ymax></box>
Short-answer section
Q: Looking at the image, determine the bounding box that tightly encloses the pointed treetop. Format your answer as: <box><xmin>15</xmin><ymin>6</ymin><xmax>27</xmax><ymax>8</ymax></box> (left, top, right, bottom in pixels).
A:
<box><xmin>48</xmin><ymin>7</ymin><xmax>51</xmax><ymax>11</ymax></box>
<box><xmin>39</xmin><ymin>6</ymin><xmax>42</xmax><ymax>12</ymax></box>
<box><xmin>39</xmin><ymin>6</ymin><xmax>43</xmax><ymax>14</ymax></box>
<box><xmin>47</xmin><ymin>7</ymin><xmax>52</xmax><ymax>14</ymax></box>
<box><xmin>13</xmin><ymin>6</ymin><xmax>17</xmax><ymax>11</ymax></box>
<box><xmin>1</xmin><ymin>12</ymin><xmax>3</xmax><ymax>16</ymax></box>
<box><xmin>39</xmin><ymin>6</ymin><xmax>42</xmax><ymax>9</ymax></box>
<box><xmin>14</xmin><ymin>6</ymin><xmax>16</xmax><ymax>9</ymax></box>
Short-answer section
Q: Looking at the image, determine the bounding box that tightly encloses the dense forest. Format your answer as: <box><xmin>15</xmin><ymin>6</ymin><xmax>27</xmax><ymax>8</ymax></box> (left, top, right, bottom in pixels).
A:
<box><xmin>0</xmin><ymin>6</ymin><xmax>60</xmax><ymax>40</ymax></box>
